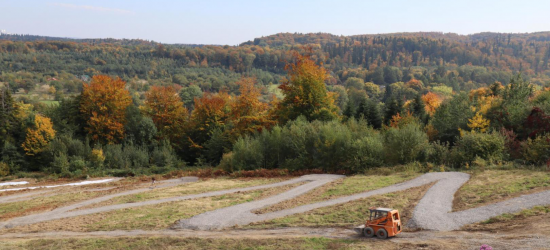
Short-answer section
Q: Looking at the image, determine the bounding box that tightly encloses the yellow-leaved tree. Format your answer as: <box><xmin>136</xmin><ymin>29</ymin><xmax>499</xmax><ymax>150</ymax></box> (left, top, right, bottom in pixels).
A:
<box><xmin>276</xmin><ymin>50</ymin><xmax>339</xmax><ymax>123</ymax></box>
<box><xmin>22</xmin><ymin>114</ymin><xmax>56</xmax><ymax>156</ymax></box>
<box><xmin>467</xmin><ymin>112</ymin><xmax>490</xmax><ymax>133</ymax></box>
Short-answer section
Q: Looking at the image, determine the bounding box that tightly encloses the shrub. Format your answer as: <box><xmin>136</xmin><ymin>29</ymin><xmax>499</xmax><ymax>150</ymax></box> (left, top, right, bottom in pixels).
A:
<box><xmin>0</xmin><ymin>162</ymin><xmax>9</xmax><ymax>176</ymax></box>
<box><xmin>150</xmin><ymin>140</ymin><xmax>179</xmax><ymax>168</ymax></box>
<box><xmin>90</xmin><ymin>148</ymin><xmax>105</xmax><ymax>169</ymax></box>
<box><xmin>451</xmin><ymin>131</ymin><xmax>506</xmax><ymax>166</ymax></box>
<box><xmin>51</xmin><ymin>152</ymin><xmax>70</xmax><ymax>175</ymax></box>
<box><xmin>229</xmin><ymin>136</ymin><xmax>264</xmax><ymax>171</ymax></box>
<box><xmin>350</xmin><ymin>133</ymin><xmax>384</xmax><ymax>170</ymax></box>
<box><xmin>69</xmin><ymin>156</ymin><xmax>87</xmax><ymax>172</ymax></box>
<box><xmin>103</xmin><ymin>143</ymin><xmax>151</xmax><ymax>169</ymax></box>
<box><xmin>227</xmin><ymin>117</ymin><xmax>421</xmax><ymax>173</ymax></box>
<box><xmin>1</xmin><ymin>141</ymin><xmax>23</xmax><ymax>172</ymax></box>
<box><xmin>521</xmin><ymin>134</ymin><xmax>550</xmax><ymax>165</ymax></box>
<box><xmin>425</xmin><ymin>140</ymin><xmax>451</xmax><ymax>166</ymax></box>
<box><xmin>384</xmin><ymin>122</ymin><xmax>429</xmax><ymax>164</ymax></box>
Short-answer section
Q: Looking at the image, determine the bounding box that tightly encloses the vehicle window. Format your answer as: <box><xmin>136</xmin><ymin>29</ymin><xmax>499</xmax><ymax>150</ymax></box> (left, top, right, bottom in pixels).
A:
<box><xmin>374</xmin><ymin>211</ymin><xmax>387</xmax><ymax>220</ymax></box>
<box><xmin>393</xmin><ymin>213</ymin><xmax>399</xmax><ymax>220</ymax></box>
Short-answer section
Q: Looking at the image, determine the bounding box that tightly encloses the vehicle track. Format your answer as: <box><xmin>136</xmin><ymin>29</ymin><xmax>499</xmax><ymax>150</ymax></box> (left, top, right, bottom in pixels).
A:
<box><xmin>1</xmin><ymin>228</ymin><xmax>549</xmax><ymax>250</ymax></box>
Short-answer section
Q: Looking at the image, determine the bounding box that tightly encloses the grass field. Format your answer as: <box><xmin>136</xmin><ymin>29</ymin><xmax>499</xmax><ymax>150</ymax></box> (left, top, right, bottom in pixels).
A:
<box><xmin>0</xmin><ymin>237</ymin><xmax>389</xmax><ymax>250</ymax></box>
<box><xmin>453</xmin><ymin>169</ymin><xmax>550</xmax><ymax>211</ymax></box>
<box><xmin>79</xmin><ymin>178</ymin><xmax>285</xmax><ymax>210</ymax></box>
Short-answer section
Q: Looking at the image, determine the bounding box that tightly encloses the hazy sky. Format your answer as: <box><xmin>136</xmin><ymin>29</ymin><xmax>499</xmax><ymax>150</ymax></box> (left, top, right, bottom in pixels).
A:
<box><xmin>2</xmin><ymin>0</ymin><xmax>550</xmax><ymax>45</ymax></box>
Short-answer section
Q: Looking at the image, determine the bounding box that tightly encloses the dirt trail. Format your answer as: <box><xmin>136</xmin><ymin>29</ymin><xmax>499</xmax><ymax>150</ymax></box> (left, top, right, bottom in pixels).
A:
<box><xmin>1</xmin><ymin>228</ymin><xmax>548</xmax><ymax>250</ymax></box>
<box><xmin>0</xmin><ymin>189</ymin><xmax>55</xmax><ymax>204</ymax></box>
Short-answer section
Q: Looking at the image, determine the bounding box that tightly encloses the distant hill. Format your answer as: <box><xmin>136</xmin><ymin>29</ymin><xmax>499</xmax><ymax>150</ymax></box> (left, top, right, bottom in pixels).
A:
<box><xmin>0</xmin><ymin>33</ymin><xmax>210</xmax><ymax>48</ymax></box>
<box><xmin>1</xmin><ymin>31</ymin><xmax>550</xmax><ymax>92</ymax></box>
<box><xmin>241</xmin><ymin>31</ymin><xmax>550</xmax><ymax>46</ymax></box>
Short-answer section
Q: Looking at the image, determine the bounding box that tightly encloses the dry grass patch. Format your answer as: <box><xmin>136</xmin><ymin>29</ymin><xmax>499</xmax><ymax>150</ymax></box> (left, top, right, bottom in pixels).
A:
<box><xmin>453</xmin><ymin>170</ymin><xmax>550</xmax><ymax>211</ymax></box>
<box><xmin>255</xmin><ymin>172</ymin><xmax>420</xmax><ymax>214</ymax></box>
<box><xmin>0</xmin><ymin>237</ymin><xmax>392</xmax><ymax>250</ymax></box>
<box><xmin>0</xmin><ymin>178</ymin><xmax>177</xmax><ymax>220</ymax></box>
<box><xmin>78</xmin><ymin>178</ymin><xmax>285</xmax><ymax>210</ymax></box>
<box><xmin>246</xmin><ymin>183</ymin><xmax>433</xmax><ymax>229</ymax></box>
<box><xmin>0</xmin><ymin>190</ymin><xmax>109</xmax><ymax>221</ymax></box>
<box><xmin>462</xmin><ymin>205</ymin><xmax>550</xmax><ymax>234</ymax></box>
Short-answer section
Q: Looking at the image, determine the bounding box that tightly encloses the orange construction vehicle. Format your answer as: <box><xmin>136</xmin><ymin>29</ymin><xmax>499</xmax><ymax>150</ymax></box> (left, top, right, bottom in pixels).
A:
<box><xmin>355</xmin><ymin>207</ymin><xmax>402</xmax><ymax>239</ymax></box>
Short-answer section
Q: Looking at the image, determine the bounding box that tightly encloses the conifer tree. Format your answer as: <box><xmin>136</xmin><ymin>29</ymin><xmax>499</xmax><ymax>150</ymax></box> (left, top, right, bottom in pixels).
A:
<box><xmin>385</xmin><ymin>97</ymin><xmax>402</xmax><ymax>125</ymax></box>
<box><xmin>0</xmin><ymin>88</ymin><xmax>16</xmax><ymax>152</ymax></box>
<box><xmin>411</xmin><ymin>94</ymin><xmax>427</xmax><ymax>122</ymax></box>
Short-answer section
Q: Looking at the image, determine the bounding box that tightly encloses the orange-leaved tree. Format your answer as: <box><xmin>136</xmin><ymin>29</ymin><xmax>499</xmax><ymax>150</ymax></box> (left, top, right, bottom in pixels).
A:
<box><xmin>188</xmin><ymin>91</ymin><xmax>232</xmax><ymax>148</ymax></box>
<box><xmin>276</xmin><ymin>50</ymin><xmax>339</xmax><ymax>123</ymax></box>
<box><xmin>422</xmin><ymin>92</ymin><xmax>442</xmax><ymax>116</ymax></box>
<box><xmin>80</xmin><ymin>75</ymin><xmax>132</xmax><ymax>144</ymax></box>
<box><xmin>142</xmin><ymin>86</ymin><xmax>188</xmax><ymax>141</ymax></box>
<box><xmin>22</xmin><ymin>114</ymin><xmax>56</xmax><ymax>156</ymax></box>
<box><xmin>229</xmin><ymin>77</ymin><xmax>275</xmax><ymax>137</ymax></box>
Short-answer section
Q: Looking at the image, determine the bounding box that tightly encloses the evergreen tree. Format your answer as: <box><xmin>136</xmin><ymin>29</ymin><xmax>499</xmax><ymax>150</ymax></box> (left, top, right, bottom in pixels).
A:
<box><xmin>411</xmin><ymin>94</ymin><xmax>427</xmax><ymax>122</ymax></box>
<box><xmin>0</xmin><ymin>88</ymin><xmax>16</xmax><ymax>154</ymax></box>
<box><xmin>384</xmin><ymin>97</ymin><xmax>402</xmax><ymax>125</ymax></box>
<box><xmin>343</xmin><ymin>101</ymin><xmax>356</xmax><ymax>120</ymax></box>
<box><xmin>365</xmin><ymin>99</ymin><xmax>383</xmax><ymax>129</ymax></box>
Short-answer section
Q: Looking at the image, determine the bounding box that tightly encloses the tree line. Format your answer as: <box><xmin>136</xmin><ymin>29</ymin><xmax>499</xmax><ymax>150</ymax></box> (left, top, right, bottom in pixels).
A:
<box><xmin>0</xmin><ymin>50</ymin><xmax>549</xmax><ymax>177</ymax></box>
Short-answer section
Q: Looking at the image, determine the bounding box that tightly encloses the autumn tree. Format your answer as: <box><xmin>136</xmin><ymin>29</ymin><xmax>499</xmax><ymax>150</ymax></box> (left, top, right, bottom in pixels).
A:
<box><xmin>276</xmin><ymin>51</ymin><xmax>339</xmax><ymax>123</ymax></box>
<box><xmin>467</xmin><ymin>112</ymin><xmax>490</xmax><ymax>133</ymax></box>
<box><xmin>229</xmin><ymin>77</ymin><xmax>275</xmax><ymax>137</ymax></box>
<box><xmin>80</xmin><ymin>75</ymin><xmax>132</xmax><ymax>144</ymax></box>
<box><xmin>142</xmin><ymin>86</ymin><xmax>188</xmax><ymax>141</ymax></box>
<box><xmin>186</xmin><ymin>91</ymin><xmax>232</xmax><ymax>161</ymax></box>
<box><xmin>422</xmin><ymin>92</ymin><xmax>442</xmax><ymax>115</ymax></box>
<box><xmin>22</xmin><ymin>114</ymin><xmax>56</xmax><ymax>156</ymax></box>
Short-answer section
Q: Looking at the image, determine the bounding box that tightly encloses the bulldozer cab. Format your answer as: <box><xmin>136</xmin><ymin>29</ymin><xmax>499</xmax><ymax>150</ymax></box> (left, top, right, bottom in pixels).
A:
<box><xmin>368</xmin><ymin>208</ymin><xmax>392</xmax><ymax>222</ymax></box>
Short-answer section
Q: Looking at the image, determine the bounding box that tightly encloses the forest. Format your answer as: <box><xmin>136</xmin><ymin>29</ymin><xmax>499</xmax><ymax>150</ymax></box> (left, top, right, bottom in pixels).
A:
<box><xmin>0</xmin><ymin>32</ymin><xmax>549</xmax><ymax>177</ymax></box>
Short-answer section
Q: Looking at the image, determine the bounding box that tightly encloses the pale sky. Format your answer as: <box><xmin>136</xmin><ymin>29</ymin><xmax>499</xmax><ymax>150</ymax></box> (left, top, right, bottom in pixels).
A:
<box><xmin>2</xmin><ymin>0</ymin><xmax>550</xmax><ymax>45</ymax></box>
